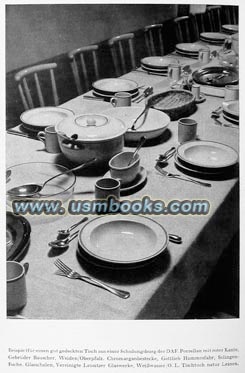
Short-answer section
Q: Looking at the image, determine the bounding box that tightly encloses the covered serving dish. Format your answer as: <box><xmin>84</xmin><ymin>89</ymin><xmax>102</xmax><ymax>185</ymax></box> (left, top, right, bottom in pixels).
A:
<box><xmin>56</xmin><ymin>113</ymin><xmax>127</xmax><ymax>168</ymax></box>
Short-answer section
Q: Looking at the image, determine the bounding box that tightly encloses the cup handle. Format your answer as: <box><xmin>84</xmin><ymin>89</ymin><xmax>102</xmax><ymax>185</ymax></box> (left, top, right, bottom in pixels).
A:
<box><xmin>37</xmin><ymin>131</ymin><xmax>45</xmax><ymax>143</ymax></box>
<box><xmin>110</xmin><ymin>98</ymin><xmax>117</xmax><ymax>107</ymax></box>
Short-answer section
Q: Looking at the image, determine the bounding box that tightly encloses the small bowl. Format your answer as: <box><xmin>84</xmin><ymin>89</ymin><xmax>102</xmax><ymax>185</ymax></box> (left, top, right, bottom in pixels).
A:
<box><xmin>109</xmin><ymin>152</ymin><xmax>140</xmax><ymax>186</ymax></box>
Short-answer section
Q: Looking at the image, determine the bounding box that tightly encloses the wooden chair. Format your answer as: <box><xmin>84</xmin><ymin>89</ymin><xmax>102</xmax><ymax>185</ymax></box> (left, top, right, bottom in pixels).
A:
<box><xmin>108</xmin><ymin>33</ymin><xmax>136</xmax><ymax>77</ymax></box>
<box><xmin>222</xmin><ymin>6</ymin><xmax>238</xmax><ymax>25</ymax></box>
<box><xmin>144</xmin><ymin>24</ymin><xmax>164</xmax><ymax>56</ymax></box>
<box><xmin>68</xmin><ymin>44</ymin><xmax>99</xmax><ymax>95</ymax></box>
<box><xmin>207</xmin><ymin>5</ymin><xmax>222</xmax><ymax>32</ymax></box>
<box><xmin>174</xmin><ymin>16</ymin><xmax>193</xmax><ymax>43</ymax></box>
<box><xmin>15</xmin><ymin>63</ymin><xmax>59</xmax><ymax>111</ymax></box>
<box><xmin>191</xmin><ymin>12</ymin><xmax>206</xmax><ymax>35</ymax></box>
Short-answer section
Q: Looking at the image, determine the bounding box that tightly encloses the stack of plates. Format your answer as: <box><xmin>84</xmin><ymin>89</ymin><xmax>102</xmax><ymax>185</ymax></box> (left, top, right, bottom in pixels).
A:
<box><xmin>20</xmin><ymin>107</ymin><xmax>74</xmax><ymax>133</ymax></box>
<box><xmin>140</xmin><ymin>56</ymin><xmax>181</xmax><ymax>74</ymax></box>
<box><xmin>174</xmin><ymin>140</ymin><xmax>238</xmax><ymax>179</ymax></box>
<box><xmin>92</xmin><ymin>78</ymin><xmax>139</xmax><ymax>100</ymax></box>
<box><xmin>175</xmin><ymin>43</ymin><xmax>205</xmax><ymax>58</ymax></box>
<box><xmin>222</xmin><ymin>24</ymin><xmax>239</xmax><ymax>34</ymax></box>
<box><xmin>200</xmin><ymin>32</ymin><xmax>227</xmax><ymax>45</ymax></box>
<box><xmin>222</xmin><ymin>101</ymin><xmax>239</xmax><ymax>125</ymax></box>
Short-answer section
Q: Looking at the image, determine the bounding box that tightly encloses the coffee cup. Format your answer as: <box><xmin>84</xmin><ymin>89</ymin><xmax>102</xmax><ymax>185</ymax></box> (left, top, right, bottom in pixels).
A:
<box><xmin>109</xmin><ymin>151</ymin><xmax>140</xmax><ymax>186</ymax></box>
<box><xmin>110</xmin><ymin>92</ymin><xmax>132</xmax><ymax>107</ymax></box>
<box><xmin>37</xmin><ymin>126</ymin><xmax>61</xmax><ymax>153</ymax></box>
<box><xmin>224</xmin><ymin>85</ymin><xmax>239</xmax><ymax>101</ymax></box>
<box><xmin>7</xmin><ymin>261</ymin><xmax>27</xmax><ymax>312</ymax></box>
<box><xmin>95</xmin><ymin>178</ymin><xmax>120</xmax><ymax>200</ymax></box>
<box><xmin>178</xmin><ymin>118</ymin><xmax>197</xmax><ymax>144</ymax></box>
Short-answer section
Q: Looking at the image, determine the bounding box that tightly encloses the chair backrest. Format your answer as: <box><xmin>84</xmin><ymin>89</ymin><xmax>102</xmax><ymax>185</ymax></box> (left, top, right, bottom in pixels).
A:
<box><xmin>68</xmin><ymin>44</ymin><xmax>99</xmax><ymax>95</ymax></box>
<box><xmin>174</xmin><ymin>16</ymin><xmax>192</xmax><ymax>43</ymax></box>
<box><xmin>144</xmin><ymin>24</ymin><xmax>164</xmax><ymax>56</ymax></box>
<box><xmin>222</xmin><ymin>5</ymin><xmax>238</xmax><ymax>25</ymax></box>
<box><xmin>108</xmin><ymin>33</ymin><xmax>136</xmax><ymax>76</ymax></box>
<box><xmin>191</xmin><ymin>12</ymin><xmax>206</xmax><ymax>35</ymax></box>
<box><xmin>207</xmin><ymin>5</ymin><xmax>222</xmax><ymax>32</ymax></box>
<box><xmin>15</xmin><ymin>63</ymin><xmax>59</xmax><ymax>111</ymax></box>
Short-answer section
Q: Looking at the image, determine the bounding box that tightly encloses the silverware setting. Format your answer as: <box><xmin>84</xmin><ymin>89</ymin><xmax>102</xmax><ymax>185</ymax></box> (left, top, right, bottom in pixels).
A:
<box><xmin>156</xmin><ymin>147</ymin><xmax>176</xmax><ymax>163</ymax></box>
<box><xmin>57</xmin><ymin>217</ymin><xmax>88</xmax><ymax>239</ymax></box>
<box><xmin>7</xmin><ymin>130</ymin><xmax>38</xmax><ymax>140</ymax></box>
<box><xmin>49</xmin><ymin>230</ymin><xmax>79</xmax><ymax>249</ymax></box>
<box><xmin>134</xmin><ymin>86</ymin><xmax>153</xmax><ymax>103</ymax></box>
<box><xmin>155</xmin><ymin>164</ymin><xmax>212</xmax><ymax>187</ymax></box>
<box><xmin>54</xmin><ymin>258</ymin><xmax>130</xmax><ymax>299</ymax></box>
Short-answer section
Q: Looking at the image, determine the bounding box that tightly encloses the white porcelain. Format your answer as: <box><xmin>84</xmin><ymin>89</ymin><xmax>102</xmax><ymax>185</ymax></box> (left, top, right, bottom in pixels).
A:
<box><xmin>178</xmin><ymin>118</ymin><xmax>197</xmax><ymax>144</ymax></box>
<box><xmin>109</xmin><ymin>151</ymin><xmax>140</xmax><ymax>186</ymax></box>
<box><xmin>78</xmin><ymin>215</ymin><xmax>168</xmax><ymax>265</ymax></box>
<box><xmin>7</xmin><ymin>261</ymin><xmax>27</xmax><ymax>312</ymax></box>
<box><xmin>102</xmin><ymin>107</ymin><xmax>170</xmax><ymax>141</ymax></box>
<box><xmin>20</xmin><ymin>107</ymin><xmax>74</xmax><ymax>130</ymax></box>
<box><xmin>175</xmin><ymin>43</ymin><xmax>204</xmax><ymax>53</ymax></box>
<box><xmin>110</xmin><ymin>92</ymin><xmax>131</xmax><ymax>107</ymax></box>
<box><xmin>104</xmin><ymin>166</ymin><xmax>147</xmax><ymax>195</ymax></box>
<box><xmin>200</xmin><ymin>32</ymin><xmax>227</xmax><ymax>41</ymax></box>
<box><xmin>222</xmin><ymin>101</ymin><xmax>239</xmax><ymax>117</ymax></box>
<box><xmin>37</xmin><ymin>125</ymin><xmax>61</xmax><ymax>153</ymax></box>
<box><xmin>177</xmin><ymin>141</ymin><xmax>238</xmax><ymax>169</ymax></box>
<box><xmin>141</xmin><ymin>56</ymin><xmax>181</xmax><ymax>68</ymax></box>
<box><xmin>92</xmin><ymin>78</ymin><xmax>138</xmax><ymax>93</ymax></box>
<box><xmin>222</xmin><ymin>24</ymin><xmax>239</xmax><ymax>33</ymax></box>
<box><xmin>95</xmin><ymin>178</ymin><xmax>120</xmax><ymax>200</ymax></box>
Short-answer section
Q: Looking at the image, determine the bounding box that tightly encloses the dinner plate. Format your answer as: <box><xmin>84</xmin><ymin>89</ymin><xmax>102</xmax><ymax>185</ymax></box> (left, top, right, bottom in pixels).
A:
<box><xmin>93</xmin><ymin>89</ymin><xmax>139</xmax><ymax>100</ymax></box>
<box><xmin>222</xmin><ymin>24</ymin><xmax>239</xmax><ymax>34</ymax></box>
<box><xmin>20</xmin><ymin>107</ymin><xmax>74</xmax><ymax>130</ymax></box>
<box><xmin>92</xmin><ymin>78</ymin><xmax>138</xmax><ymax>94</ymax></box>
<box><xmin>141</xmin><ymin>56</ymin><xmax>181</xmax><ymax>69</ymax></box>
<box><xmin>177</xmin><ymin>141</ymin><xmax>238</xmax><ymax>169</ymax></box>
<box><xmin>223</xmin><ymin>113</ymin><xmax>239</xmax><ymax>125</ymax></box>
<box><xmin>200</xmin><ymin>32</ymin><xmax>227</xmax><ymax>41</ymax></box>
<box><xmin>141</xmin><ymin>65</ymin><xmax>168</xmax><ymax>73</ymax></box>
<box><xmin>175</xmin><ymin>50</ymin><xmax>199</xmax><ymax>59</ymax></box>
<box><xmin>103</xmin><ymin>166</ymin><xmax>147</xmax><ymax>196</ymax></box>
<box><xmin>222</xmin><ymin>101</ymin><xmax>239</xmax><ymax>118</ymax></box>
<box><xmin>175</xmin><ymin>43</ymin><xmax>204</xmax><ymax>53</ymax></box>
<box><xmin>102</xmin><ymin>107</ymin><xmax>170</xmax><ymax>141</ymax></box>
<box><xmin>78</xmin><ymin>215</ymin><xmax>168</xmax><ymax>266</ymax></box>
<box><xmin>192</xmin><ymin>67</ymin><xmax>238</xmax><ymax>87</ymax></box>
<box><xmin>6</xmin><ymin>212</ymin><xmax>31</xmax><ymax>261</ymax></box>
<box><xmin>174</xmin><ymin>155</ymin><xmax>227</xmax><ymax>180</ymax></box>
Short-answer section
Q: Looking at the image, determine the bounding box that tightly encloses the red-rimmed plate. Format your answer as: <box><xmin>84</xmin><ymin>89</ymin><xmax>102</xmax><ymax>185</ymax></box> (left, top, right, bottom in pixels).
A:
<box><xmin>6</xmin><ymin>212</ymin><xmax>31</xmax><ymax>261</ymax></box>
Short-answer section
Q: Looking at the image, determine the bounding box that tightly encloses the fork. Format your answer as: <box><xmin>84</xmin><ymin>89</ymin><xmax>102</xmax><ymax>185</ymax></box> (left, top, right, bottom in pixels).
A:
<box><xmin>155</xmin><ymin>164</ymin><xmax>212</xmax><ymax>187</ymax></box>
<box><xmin>54</xmin><ymin>258</ymin><xmax>130</xmax><ymax>299</ymax></box>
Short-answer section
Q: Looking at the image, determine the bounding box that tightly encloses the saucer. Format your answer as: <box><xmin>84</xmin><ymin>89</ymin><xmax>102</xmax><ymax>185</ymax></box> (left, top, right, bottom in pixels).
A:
<box><xmin>104</xmin><ymin>166</ymin><xmax>147</xmax><ymax>195</ymax></box>
<box><xmin>195</xmin><ymin>93</ymin><xmax>206</xmax><ymax>104</ymax></box>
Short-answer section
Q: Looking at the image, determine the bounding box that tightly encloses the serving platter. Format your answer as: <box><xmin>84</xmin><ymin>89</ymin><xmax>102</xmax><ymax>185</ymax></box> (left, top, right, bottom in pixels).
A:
<box><xmin>102</xmin><ymin>106</ymin><xmax>170</xmax><ymax>141</ymax></box>
<box><xmin>6</xmin><ymin>212</ymin><xmax>31</xmax><ymax>261</ymax></box>
<box><xmin>92</xmin><ymin>78</ymin><xmax>138</xmax><ymax>94</ymax></box>
<box><xmin>78</xmin><ymin>215</ymin><xmax>168</xmax><ymax>267</ymax></box>
<box><xmin>20</xmin><ymin>107</ymin><xmax>74</xmax><ymax>131</ymax></box>
<box><xmin>192</xmin><ymin>66</ymin><xmax>238</xmax><ymax>87</ymax></box>
<box><xmin>177</xmin><ymin>140</ymin><xmax>238</xmax><ymax>169</ymax></box>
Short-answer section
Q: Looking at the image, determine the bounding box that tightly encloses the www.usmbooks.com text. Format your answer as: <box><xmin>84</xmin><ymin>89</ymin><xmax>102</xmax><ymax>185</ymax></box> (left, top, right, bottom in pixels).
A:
<box><xmin>12</xmin><ymin>197</ymin><xmax>210</xmax><ymax>216</ymax></box>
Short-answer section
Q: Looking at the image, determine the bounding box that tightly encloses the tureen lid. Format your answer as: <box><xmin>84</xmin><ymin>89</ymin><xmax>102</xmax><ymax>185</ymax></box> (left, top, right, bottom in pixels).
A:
<box><xmin>56</xmin><ymin>113</ymin><xmax>127</xmax><ymax>141</ymax></box>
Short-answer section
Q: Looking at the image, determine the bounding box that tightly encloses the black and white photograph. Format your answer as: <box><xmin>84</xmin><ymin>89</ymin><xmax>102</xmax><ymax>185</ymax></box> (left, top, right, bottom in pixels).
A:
<box><xmin>5</xmin><ymin>1</ymin><xmax>240</xmax><ymax>326</ymax></box>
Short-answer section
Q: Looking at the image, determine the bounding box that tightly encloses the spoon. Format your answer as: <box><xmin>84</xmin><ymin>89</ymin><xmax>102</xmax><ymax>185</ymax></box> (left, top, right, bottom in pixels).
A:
<box><xmin>7</xmin><ymin>158</ymin><xmax>96</xmax><ymax>198</ymax></box>
<box><xmin>48</xmin><ymin>230</ymin><xmax>79</xmax><ymax>249</ymax></box>
<box><xmin>57</xmin><ymin>217</ymin><xmax>88</xmax><ymax>239</ymax></box>
<box><xmin>128</xmin><ymin>136</ymin><xmax>146</xmax><ymax>166</ymax></box>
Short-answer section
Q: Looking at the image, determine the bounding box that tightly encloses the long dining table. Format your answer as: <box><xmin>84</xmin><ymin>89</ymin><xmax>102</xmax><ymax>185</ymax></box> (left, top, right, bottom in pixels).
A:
<box><xmin>6</xmin><ymin>41</ymin><xmax>239</xmax><ymax>319</ymax></box>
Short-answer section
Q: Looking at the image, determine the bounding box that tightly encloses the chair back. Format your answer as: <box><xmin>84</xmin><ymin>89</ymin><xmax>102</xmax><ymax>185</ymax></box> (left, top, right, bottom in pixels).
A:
<box><xmin>68</xmin><ymin>44</ymin><xmax>99</xmax><ymax>95</ymax></box>
<box><xmin>207</xmin><ymin>6</ymin><xmax>222</xmax><ymax>32</ymax></box>
<box><xmin>15</xmin><ymin>63</ymin><xmax>59</xmax><ymax>111</ymax></box>
<box><xmin>108</xmin><ymin>33</ymin><xmax>136</xmax><ymax>76</ymax></box>
<box><xmin>144</xmin><ymin>24</ymin><xmax>164</xmax><ymax>56</ymax></box>
<box><xmin>174</xmin><ymin>16</ymin><xmax>192</xmax><ymax>43</ymax></box>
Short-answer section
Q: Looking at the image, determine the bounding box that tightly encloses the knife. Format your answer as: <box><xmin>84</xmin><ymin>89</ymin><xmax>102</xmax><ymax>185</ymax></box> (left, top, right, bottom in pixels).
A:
<box><xmin>7</xmin><ymin>130</ymin><xmax>38</xmax><ymax>140</ymax></box>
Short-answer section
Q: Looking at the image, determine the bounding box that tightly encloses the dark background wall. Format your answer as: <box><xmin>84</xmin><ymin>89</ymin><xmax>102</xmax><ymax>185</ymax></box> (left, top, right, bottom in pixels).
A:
<box><xmin>6</xmin><ymin>4</ymin><xmax>177</xmax><ymax>72</ymax></box>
